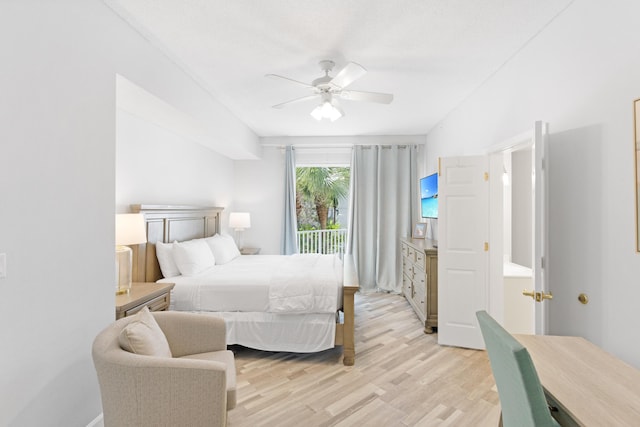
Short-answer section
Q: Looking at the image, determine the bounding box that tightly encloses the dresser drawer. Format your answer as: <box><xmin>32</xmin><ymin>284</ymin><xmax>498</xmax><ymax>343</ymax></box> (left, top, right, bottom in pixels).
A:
<box><xmin>407</xmin><ymin>246</ymin><xmax>416</xmax><ymax>262</ymax></box>
<box><xmin>412</xmin><ymin>282</ymin><xmax>426</xmax><ymax>314</ymax></box>
<box><xmin>414</xmin><ymin>250</ymin><xmax>425</xmax><ymax>269</ymax></box>
<box><xmin>402</xmin><ymin>274</ymin><xmax>412</xmax><ymax>298</ymax></box>
<box><xmin>413</xmin><ymin>271</ymin><xmax>426</xmax><ymax>287</ymax></box>
<box><xmin>403</xmin><ymin>260</ymin><xmax>413</xmax><ymax>277</ymax></box>
<box><xmin>400</xmin><ymin>238</ymin><xmax>438</xmax><ymax>333</ymax></box>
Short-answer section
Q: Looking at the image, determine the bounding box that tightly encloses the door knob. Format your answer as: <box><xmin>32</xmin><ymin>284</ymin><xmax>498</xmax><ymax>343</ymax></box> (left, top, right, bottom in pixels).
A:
<box><xmin>540</xmin><ymin>291</ymin><xmax>553</xmax><ymax>301</ymax></box>
<box><xmin>522</xmin><ymin>289</ymin><xmax>553</xmax><ymax>302</ymax></box>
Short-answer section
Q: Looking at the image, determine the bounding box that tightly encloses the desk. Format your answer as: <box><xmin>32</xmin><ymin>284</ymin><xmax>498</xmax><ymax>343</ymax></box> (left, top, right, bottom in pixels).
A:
<box><xmin>515</xmin><ymin>334</ymin><xmax>640</xmax><ymax>426</ymax></box>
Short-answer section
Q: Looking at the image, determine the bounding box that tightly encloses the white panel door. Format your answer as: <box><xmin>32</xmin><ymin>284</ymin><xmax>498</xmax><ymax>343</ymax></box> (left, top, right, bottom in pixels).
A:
<box><xmin>438</xmin><ymin>155</ymin><xmax>489</xmax><ymax>349</ymax></box>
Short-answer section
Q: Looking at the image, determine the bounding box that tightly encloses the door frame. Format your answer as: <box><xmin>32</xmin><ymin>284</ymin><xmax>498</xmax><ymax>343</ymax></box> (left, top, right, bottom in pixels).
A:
<box><xmin>487</xmin><ymin>121</ymin><xmax>548</xmax><ymax>334</ymax></box>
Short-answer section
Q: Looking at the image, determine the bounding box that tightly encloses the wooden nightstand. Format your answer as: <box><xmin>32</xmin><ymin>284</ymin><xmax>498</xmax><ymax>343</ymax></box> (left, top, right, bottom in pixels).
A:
<box><xmin>115</xmin><ymin>282</ymin><xmax>175</xmax><ymax>319</ymax></box>
<box><xmin>240</xmin><ymin>247</ymin><xmax>261</xmax><ymax>255</ymax></box>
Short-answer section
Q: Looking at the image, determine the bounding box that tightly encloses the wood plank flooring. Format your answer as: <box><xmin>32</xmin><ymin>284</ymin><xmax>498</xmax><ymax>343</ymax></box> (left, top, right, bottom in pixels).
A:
<box><xmin>228</xmin><ymin>293</ymin><xmax>500</xmax><ymax>426</ymax></box>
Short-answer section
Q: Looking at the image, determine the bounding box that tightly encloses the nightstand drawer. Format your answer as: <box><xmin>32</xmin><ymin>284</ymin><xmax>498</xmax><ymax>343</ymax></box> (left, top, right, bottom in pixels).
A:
<box><xmin>124</xmin><ymin>293</ymin><xmax>170</xmax><ymax>317</ymax></box>
<box><xmin>116</xmin><ymin>282</ymin><xmax>175</xmax><ymax>319</ymax></box>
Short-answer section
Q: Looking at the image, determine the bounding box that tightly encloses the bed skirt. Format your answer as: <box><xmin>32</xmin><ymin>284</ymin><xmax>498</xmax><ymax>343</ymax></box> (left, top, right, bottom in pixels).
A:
<box><xmin>190</xmin><ymin>311</ymin><xmax>337</xmax><ymax>353</ymax></box>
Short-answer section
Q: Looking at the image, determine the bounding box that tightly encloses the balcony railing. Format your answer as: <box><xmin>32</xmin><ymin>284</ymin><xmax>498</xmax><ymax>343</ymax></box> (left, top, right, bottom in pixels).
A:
<box><xmin>297</xmin><ymin>228</ymin><xmax>347</xmax><ymax>255</ymax></box>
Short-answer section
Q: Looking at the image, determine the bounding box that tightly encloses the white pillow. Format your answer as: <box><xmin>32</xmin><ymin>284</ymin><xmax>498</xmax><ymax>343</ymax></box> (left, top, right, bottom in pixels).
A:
<box><xmin>205</xmin><ymin>233</ymin><xmax>241</xmax><ymax>265</ymax></box>
<box><xmin>155</xmin><ymin>241</ymin><xmax>180</xmax><ymax>278</ymax></box>
<box><xmin>119</xmin><ymin>306</ymin><xmax>172</xmax><ymax>357</ymax></box>
<box><xmin>173</xmin><ymin>239</ymin><xmax>216</xmax><ymax>276</ymax></box>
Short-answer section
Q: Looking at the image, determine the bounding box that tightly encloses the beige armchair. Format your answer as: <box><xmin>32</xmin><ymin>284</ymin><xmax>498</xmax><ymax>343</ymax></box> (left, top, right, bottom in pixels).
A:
<box><xmin>92</xmin><ymin>311</ymin><xmax>236</xmax><ymax>427</ymax></box>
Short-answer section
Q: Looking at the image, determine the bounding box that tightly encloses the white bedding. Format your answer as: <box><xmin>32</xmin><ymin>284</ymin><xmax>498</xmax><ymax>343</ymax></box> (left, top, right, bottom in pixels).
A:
<box><xmin>158</xmin><ymin>253</ymin><xmax>343</xmax><ymax>353</ymax></box>
<box><xmin>159</xmin><ymin>253</ymin><xmax>343</xmax><ymax>314</ymax></box>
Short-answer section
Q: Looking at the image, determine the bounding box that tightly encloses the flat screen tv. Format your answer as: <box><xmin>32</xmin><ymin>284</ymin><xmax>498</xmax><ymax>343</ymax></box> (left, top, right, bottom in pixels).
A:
<box><xmin>420</xmin><ymin>173</ymin><xmax>438</xmax><ymax>218</ymax></box>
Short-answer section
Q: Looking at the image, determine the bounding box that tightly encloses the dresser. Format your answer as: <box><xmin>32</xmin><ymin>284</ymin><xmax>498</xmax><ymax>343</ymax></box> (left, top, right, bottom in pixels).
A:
<box><xmin>401</xmin><ymin>238</ymin><xmax>438</xmax><ymax>333</ymax></box>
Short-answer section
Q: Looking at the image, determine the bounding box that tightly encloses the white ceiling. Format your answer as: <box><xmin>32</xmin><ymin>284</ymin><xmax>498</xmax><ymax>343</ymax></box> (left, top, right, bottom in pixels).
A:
<box><xmin>107</xmin><ymin>0</ymin><xmax>573</xmax><ymax>138</ymax></box>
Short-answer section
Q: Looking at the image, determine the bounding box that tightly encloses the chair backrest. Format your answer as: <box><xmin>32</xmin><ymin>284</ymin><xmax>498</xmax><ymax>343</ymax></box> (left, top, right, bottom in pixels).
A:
<box><xmin>476</xmin><ymin>311</ymin><xmax>559</xmax><ymax>427</ymax></box>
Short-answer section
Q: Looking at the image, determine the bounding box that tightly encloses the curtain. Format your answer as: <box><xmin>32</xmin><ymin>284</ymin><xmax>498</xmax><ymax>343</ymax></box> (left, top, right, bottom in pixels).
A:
<box><xmin>281</xmin><ymin>145</ymin><xmax>298</xmax><ymax>254</ymax></box>
<box><xmin>346</xmin><ymin>145</ymin><xmax>418</xmax><ymax>293</ymax></box>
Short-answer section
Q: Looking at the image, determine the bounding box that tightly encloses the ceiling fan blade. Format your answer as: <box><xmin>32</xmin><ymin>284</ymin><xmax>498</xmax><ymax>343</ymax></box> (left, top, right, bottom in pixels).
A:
<box><xmin>330</xmin><ymin>62</ymin><xmax>367</xmax><ymax>89</ymax></box>
<box><xmin>272</xmin><ymin>94</ymin><xmax>319</xmax><ymax>109</ymax></box>
<box><xmin>339</xmin><ymin>90</ymin><xmax>394</xmax><ymax>104</ymax></box>
<box><xmin>265</xmin><ymin>74</ymin><xmax>313</xmax><ymax>89</ymax></box>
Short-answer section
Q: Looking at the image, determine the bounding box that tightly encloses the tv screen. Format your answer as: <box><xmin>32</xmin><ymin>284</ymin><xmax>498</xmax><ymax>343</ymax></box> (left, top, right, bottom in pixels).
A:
<box><xmin>420</xmin><ymin>173</ymin><xmax>438</xmax><ymax>218</ymax></box>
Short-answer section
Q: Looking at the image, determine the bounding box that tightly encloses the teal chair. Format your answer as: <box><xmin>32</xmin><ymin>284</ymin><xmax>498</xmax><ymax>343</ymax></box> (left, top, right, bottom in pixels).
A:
<box><xmin>476</xmin><ymin>311</ymin><xmax>560</xmax><ymax>427</ymax></box>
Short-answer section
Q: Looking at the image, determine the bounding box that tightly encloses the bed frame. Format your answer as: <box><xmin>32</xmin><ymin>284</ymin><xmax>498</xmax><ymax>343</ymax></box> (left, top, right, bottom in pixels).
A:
<box><xmin>129</xmin><ymin>204</ymin><xmax>358</xmax><ymax>366</ymax></box>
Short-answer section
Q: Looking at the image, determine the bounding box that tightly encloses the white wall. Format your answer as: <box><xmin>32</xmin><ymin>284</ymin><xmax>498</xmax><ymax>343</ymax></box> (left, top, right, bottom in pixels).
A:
<box><xmin>0</xmin><ymin>1</ymin><xmax>257</xmax><ymax>425</ymax></box>
<box><xmin>116</xmin><ymin>109</ymin><xmax>235</xmax><ymax>213</ymax></box>
<box><xmin>425</xmin><ymin>0</ymin><xmax>640</xmax><ymax>367</ymax></box>
<box><xmin>511</xmin><ymin>148</ymin><xmax>532</xmax><ymax>268</ymax></box>
<box><xmin>233</xmin><ymin>147</ymin><xmax>286</xmax><ymax>254</ymax></box>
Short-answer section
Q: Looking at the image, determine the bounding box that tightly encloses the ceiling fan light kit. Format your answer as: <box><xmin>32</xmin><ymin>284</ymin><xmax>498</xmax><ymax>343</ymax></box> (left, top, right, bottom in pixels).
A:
<box><xmin>310</xmin><ymin>93</ymin><xmax>343</xmax><ymax>121</ymax></box>
<box><xmin>267</xmin><ymin>60</ymin><xmax>393</xmax><ymax>122</ymax></box>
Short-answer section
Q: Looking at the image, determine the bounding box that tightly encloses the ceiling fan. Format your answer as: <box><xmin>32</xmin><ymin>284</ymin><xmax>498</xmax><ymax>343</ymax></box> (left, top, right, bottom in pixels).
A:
<box><xmin>266</xmin><ymin>60</ymin><xmax>393</xmax><ymax>121</ymax></box>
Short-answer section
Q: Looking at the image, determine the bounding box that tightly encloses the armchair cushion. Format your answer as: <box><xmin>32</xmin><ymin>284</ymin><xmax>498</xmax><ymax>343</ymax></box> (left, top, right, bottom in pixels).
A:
<box><xmin>118</xmin><ymin>306</ymin><xmax>172</xmax><ymax>357</ymax></box>
<box><xmin>153</xmin><ymin>311</ymin><xmax>227</xmax><ymax>357</ymax></box>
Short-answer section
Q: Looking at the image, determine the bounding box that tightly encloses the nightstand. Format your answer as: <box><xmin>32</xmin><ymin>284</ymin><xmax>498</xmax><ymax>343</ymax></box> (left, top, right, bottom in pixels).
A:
<box><xmin>115</xmin><ymin>282</ymin><xmax>175</xmax><ymax>319</ymax></box>
<box><xmin>240</xmin><ymin>247</ymin><xmax>261</xmax><ymax>255</ymax></box>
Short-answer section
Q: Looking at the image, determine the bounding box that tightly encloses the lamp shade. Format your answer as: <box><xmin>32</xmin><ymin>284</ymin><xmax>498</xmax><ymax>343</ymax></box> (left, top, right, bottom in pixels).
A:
<box><xmin>229</xmin><ymin>212</ymin><xmax>251</xmax><ymax>230</ymax></box>
<box><xmin>115</xmin><ymin>214</ymin><xmax>147</xmax><ymax>246</ymax></box>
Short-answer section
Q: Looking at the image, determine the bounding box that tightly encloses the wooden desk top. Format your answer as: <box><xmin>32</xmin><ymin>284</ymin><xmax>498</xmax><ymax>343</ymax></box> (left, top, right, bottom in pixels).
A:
<box><xmin>515</xmin><ymin>334</ymin><xmax>640</xmax><ymax>426</ymax></box>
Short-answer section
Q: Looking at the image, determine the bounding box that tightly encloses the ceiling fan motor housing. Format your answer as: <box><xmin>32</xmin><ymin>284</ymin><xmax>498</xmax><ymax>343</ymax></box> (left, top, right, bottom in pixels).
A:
<box><xmin>318</xmin><ymin>59</ymin><xmax>335</xmax><ymax>73</ymax></box>
<box><xmin>313</xmin><ymin>60</ymin><xmax>336</xmax><ymax>89</ymax></box>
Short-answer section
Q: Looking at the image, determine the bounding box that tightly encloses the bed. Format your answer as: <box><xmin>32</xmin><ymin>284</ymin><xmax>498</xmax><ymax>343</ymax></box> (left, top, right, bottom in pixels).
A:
<box><xmin>129</xmin><ymin>204</ymin><xmax>358</xmax><ymax>365</ymax></box>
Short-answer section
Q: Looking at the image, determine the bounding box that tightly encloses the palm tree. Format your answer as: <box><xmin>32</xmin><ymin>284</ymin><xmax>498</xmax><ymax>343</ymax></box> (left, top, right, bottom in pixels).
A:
<box><xmin>296</xmin><ymin>167</ymin><xmax>350</xmax><ymax>229</ymax></box>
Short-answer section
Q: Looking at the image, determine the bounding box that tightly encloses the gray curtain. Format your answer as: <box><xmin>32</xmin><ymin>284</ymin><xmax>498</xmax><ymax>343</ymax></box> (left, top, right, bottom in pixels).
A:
<box><xmin>346</xmin><ymin>145</ymin><xmax>418</xmax><ymax>293</ymax></box>
<box><xmin>281</xmin><ymin>145</ymin><xmax>298</xmax><ymax>254</ymax></box>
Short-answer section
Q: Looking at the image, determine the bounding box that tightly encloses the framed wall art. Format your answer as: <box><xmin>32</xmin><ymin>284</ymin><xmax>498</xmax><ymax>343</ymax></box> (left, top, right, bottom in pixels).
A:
<box><xmin>413</xmin><ymin>222</ymin><xmax>427</xmax><ymax>239</ymax></box>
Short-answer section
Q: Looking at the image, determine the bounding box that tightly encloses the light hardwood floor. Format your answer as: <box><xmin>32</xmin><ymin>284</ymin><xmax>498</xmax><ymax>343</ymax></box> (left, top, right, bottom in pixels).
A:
<box><xmin>228</xmin><ymin>292</ymin><xmax>500</xmax><ymax>427</ymax></box>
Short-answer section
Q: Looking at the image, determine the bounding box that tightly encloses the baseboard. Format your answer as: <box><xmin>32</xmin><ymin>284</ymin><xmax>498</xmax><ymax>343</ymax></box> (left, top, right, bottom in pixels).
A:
<box><xmin>87</xmin><ymin>413</ymin><xmax>103</xmax><ymax>427</ymax></box>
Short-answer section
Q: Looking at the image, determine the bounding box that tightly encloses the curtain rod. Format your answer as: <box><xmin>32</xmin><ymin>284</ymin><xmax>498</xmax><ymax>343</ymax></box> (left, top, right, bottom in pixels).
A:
<box><xmin>268</xmin><ymin>144</ymin><xmax>419</xmax><ymax>150</ymax></box>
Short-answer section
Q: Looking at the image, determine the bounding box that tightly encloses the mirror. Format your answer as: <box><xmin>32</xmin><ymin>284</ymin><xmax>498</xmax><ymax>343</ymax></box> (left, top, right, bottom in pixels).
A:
<box><xmin>635</xmin><ymin>99</ymin><xmax>640</xmax><ymax>252</ymax></box>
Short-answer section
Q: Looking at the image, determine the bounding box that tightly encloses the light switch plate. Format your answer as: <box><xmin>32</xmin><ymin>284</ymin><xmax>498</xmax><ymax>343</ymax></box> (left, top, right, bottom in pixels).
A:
<box><xmin>0</xmin><ymin>253</ymin><xmax>6</xmax><ymax>278</ymax></box>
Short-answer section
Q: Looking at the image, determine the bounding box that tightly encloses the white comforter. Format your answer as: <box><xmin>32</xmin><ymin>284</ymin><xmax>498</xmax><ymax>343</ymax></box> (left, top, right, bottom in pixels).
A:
<box><xmin>160</xmin><ymin>254</ymin><xmax>343</xmax><ymax>314</ymax></box>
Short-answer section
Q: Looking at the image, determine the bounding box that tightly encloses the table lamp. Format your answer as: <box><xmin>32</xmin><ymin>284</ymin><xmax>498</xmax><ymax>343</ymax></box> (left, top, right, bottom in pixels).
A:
<box><xmin>229</xmin><ymin>212</ymin><xmax>251</xmax><ymax>249</ymax></box>
<box><xmin>115</xmin><ymin>213</ymin><xmax>147</xmax><ymax>295</ymax></box>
